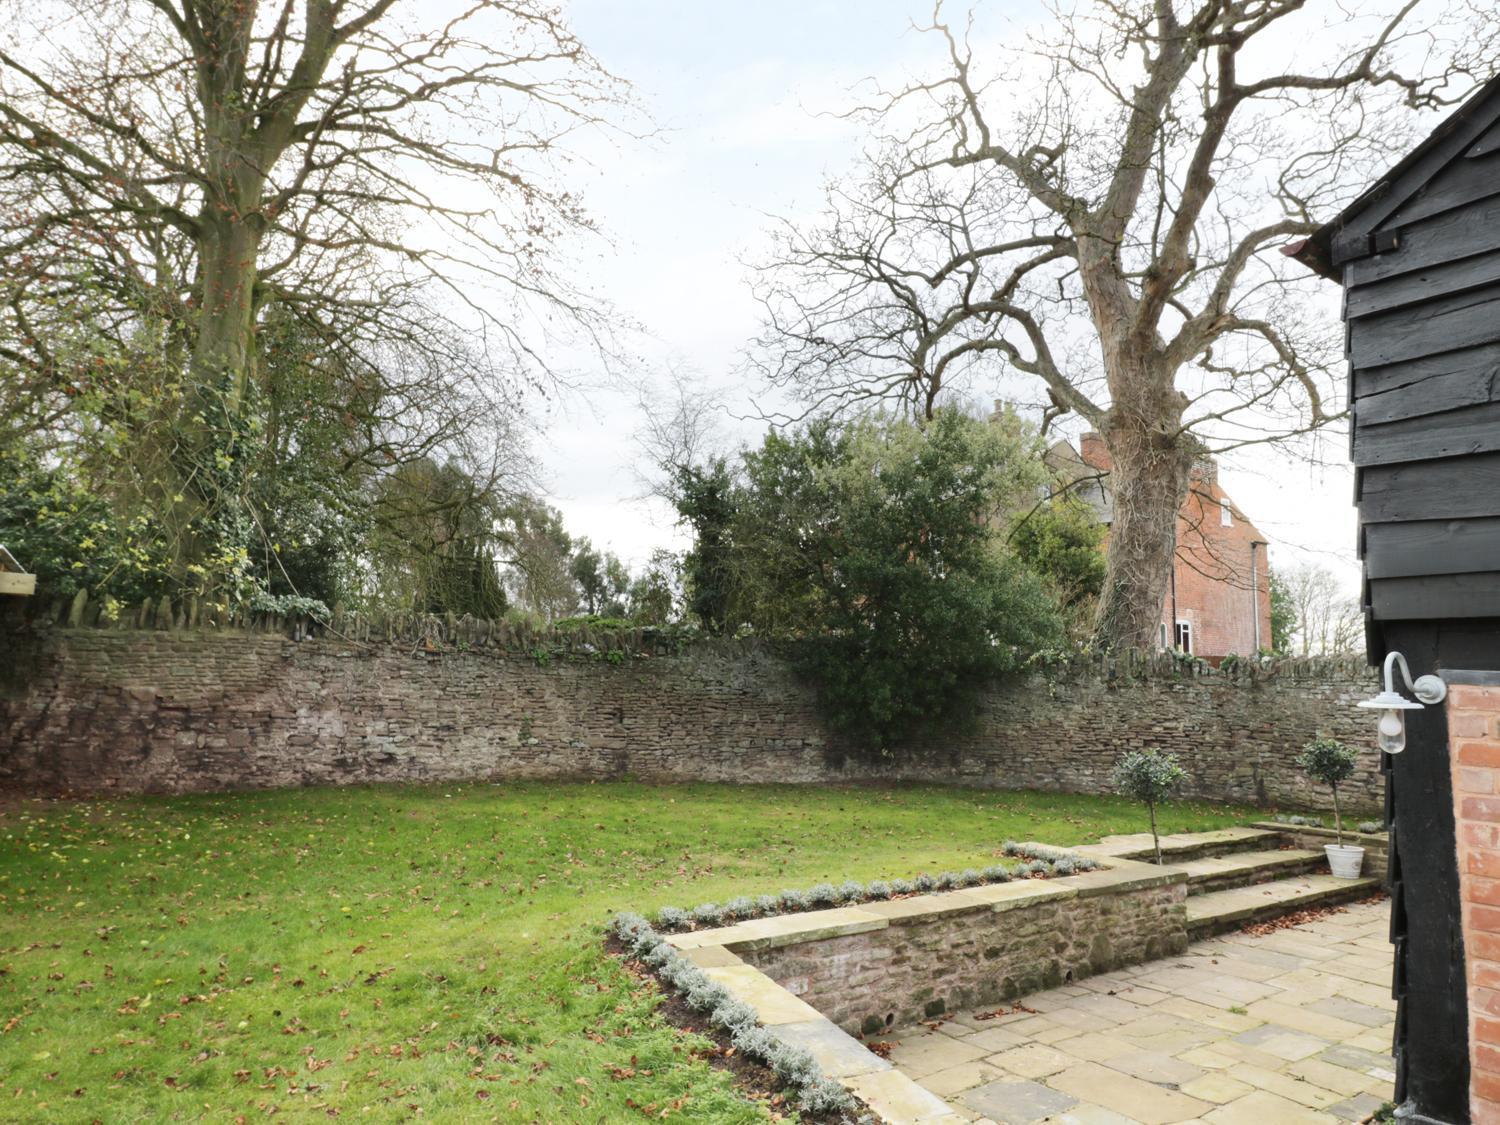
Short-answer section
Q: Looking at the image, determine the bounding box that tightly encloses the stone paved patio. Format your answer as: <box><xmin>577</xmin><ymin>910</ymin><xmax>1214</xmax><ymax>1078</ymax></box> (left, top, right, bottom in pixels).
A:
<box><xmin>883</xmin><ymin>899</ymin><xmax>1394</xmax><ymax>1124</ymax></box>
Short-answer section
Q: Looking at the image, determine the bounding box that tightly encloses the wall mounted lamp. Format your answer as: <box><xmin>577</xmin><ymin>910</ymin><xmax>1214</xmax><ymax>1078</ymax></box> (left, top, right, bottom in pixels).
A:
<box><xmin>1357</xmin><ymin>651</ymin><xmax>1446</xmax><ymax>754</ymax></box>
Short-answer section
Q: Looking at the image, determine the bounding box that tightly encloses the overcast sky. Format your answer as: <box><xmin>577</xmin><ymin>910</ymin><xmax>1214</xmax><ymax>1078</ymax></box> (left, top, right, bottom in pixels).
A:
<box><xmin>532</xmin><ymin>0</ymin><xmax>1364</xmax><ymax>590</ymax></box>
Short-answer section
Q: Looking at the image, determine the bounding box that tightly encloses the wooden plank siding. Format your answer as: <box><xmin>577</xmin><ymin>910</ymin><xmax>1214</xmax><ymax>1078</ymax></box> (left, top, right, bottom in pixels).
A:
<box><xmin>1346</xmin><ymin>248</ymin><xmax>1500</xmax><ymax>320</ymax></box>
<box><xmin>1299</xmin><ymin>77</ymin><xmax>1500</xmax><ymax>1125</ymax></box>
<box><xmin>1328</xmin><ymin>91</ymin><xmax>1500</xmax><ymax>267</ymax></box>
<box><xmin>1359</xmin><ymin>452</ymin><xmax>1500</xmax><ymax>524</ymax></box>
<box><xmin>1380</xmin><ymin>148</ymin><xmax>1500</xmax><ymax>228</ymax></box>
<box><xmin>1346</xmin><ymin>192</ymin><xmax>1500</xmax><ymax>287</ymax></box>
<box><xmin>1364</xmin><ymin>518</ymin><xmax>1500</xmax><ymax>579</ymax></box>
<box><xmin>1348</xmin><ymin>286</ymin><xmax>1500</xmax><ymax>369</ymax></box>
<box><xmin>1371</xmin><ymin>574</ymin><xmax>1500</xmax><ymax>620</ymax></box>
<box><xmin>1471</xmin><ymin>116</ymin><xmax>1500</xmax><ymax>157</ymax></box>
<box><xmin>1352</xmin><ymin>401</ymin><xmax>1500</xmax><ymax>466</ymax></box>
<box><xmin>1353</xmin><ymin>342</ymin><xmax>1500</xmax><ymax>422</ymax></box>
<box><xmin>1340</xmin><ymin>103</ymin><xmax>1500</xmax><ymax>623</ymax></box>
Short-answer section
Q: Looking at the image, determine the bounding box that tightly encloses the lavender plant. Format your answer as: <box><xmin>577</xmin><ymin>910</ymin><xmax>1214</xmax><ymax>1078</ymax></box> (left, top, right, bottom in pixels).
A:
<box><xmin>609</xmin><ymin>912</ymin><xmax>856</xmax><ymax>1116</ymax></box>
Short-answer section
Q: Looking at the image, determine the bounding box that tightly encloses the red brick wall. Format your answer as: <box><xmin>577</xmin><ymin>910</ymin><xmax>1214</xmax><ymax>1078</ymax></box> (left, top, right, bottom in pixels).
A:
<box><xmin>1448</xmin><ymin>682</ymin><xmax>1500</xmax><ymax>1124</ymax></box>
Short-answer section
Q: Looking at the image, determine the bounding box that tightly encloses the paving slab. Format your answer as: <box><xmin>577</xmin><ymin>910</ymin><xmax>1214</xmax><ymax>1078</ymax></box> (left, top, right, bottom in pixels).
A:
<box><xmin>1316</xmin><ymin>1042</ymin><xmax>1399</xmax><ymax>1081</ymax></box>
<box><xmin>959</xmin><ymin>1078</ymin><xmax>1079</xmax><ymax>1124</ymax></box>
<box><xmin>1102</xmin><ymin>1047</ymin><xmax>1205</xmax><ymax>1086</ymax></box>
<box><xmin>1046</xmin><ymin>1030</ymin><xmax>1138</xmax><ymax>1063</ymax></box>
<box><xmin>1328</xmin><ymin>1092</ymin><xmax>1390</xmax><ymax>1121</ymax></box>
<box><xmin>1083</xmin><ymin>826</ymin><xmax>1274</xmax><ymax>861</ymax></box>
<box><xmin>1186</xmin><ymin>875</ymin><xmax>1380</xmax><ymax>935</ymax></box>
<box><xmin>1202</xmin><ymin>1089</ymin><xmax>1340</xmax><ymax>1124</ymax></box>
<box><xmin>1283</xmin><ymin>1056</ymin><xmax>1385</xmax><ymax>1098</ymax></box>
<box><xmin>885</xmin><ymin>899</ymin><xmax>1393</xmax><ymax>1125</ymax></box>
<box><xmin>1047</xmin><ymin>1061</ymin><xmax>1212</xmax><ymax>1123</ymax></box>
<box><xmin>922</xmin><ymin>1059</ymin><xmax>1004</xmax><ymax>1098</ymax></box>
<box><xmin>961</xmin><ymin>1025</ymin><xmax>1029</xmax><ymax>1053</ymax></box>
<box><xmin>1231</xmin><ymin>1023</ymin><xmax>1331</xmax><ymax>1062</ymax></box>
<box><xmin>678</xmin><ymin>943</ymin><xmax>744</xmax><ymax>969</ymax></box>
<box><xmin>984</xmin><ymin>1042</ymin><xmax>1074</xmax><ymax>1080</ymax></box>
<box><xmin>1242</xmin><ymin>998</ymin><xmax>1366</xmax><ymax>1041</ymax></box>
<box><xmin>887</xmin><ymin>1030</ymin><xmax>991</xmax><ymax>1078</ymax></box>
<box><xmin>845</xmin><ymin>1067</ymin><xmax>965</xmax><ymax>1123</ymax></box>
<box><xmin>1150</xmin><ymin>994</ymin><xmax>1263</xmax><ymax>1033</ymax></box>
<box><xmin>698</xmin><ymin>963</ymin><xmax>823</xmax><ymax>1024</ymax></box>
<box><xmin>769</xmin><ymin>1017</ymin><xmax>891</xmax><ymax>1079</ymax></box>
<box><xmin>1179</xmin><ymin>1070</ymin><xmax>1257</xmax><ymax>1103</ymax></box>
<box><xmin>1042</xmin><ymin>1107</ymin><xmax>1140</xmax><ymax>1125</ymax></box>
<box><xmin>1211</xmin><ymin>1062</ymin><xmax>1343</xmax><ymax>1108</ymax></box>
<box><xmin>1176</xmin><ymin>848</ymin><xmax>1325</xmax><ymax>891</ymax></box>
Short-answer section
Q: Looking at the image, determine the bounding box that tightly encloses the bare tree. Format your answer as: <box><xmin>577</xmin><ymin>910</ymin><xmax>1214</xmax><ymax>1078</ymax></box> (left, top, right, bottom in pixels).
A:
<box><xmin>751</xmin><ymin>0</ymin><xmax>1496</xmax><ymax>649</ymax></box>
<box><xmin>631</xmin><ymin>361</ymin><xmax>732</xmax><ymax>502</ymax></box>
<box><xmin>0</xmin><ymin>0</ymin><xmax>629</xmax><ymax>583</ymax></box>
<box><xmin>1281</xmin><ymin>562</ymin><xmax>1361</xmax><ymax>655</ymax></box>
<box><xmin>499</xmin><ymin>495</ymin><xmax>580</xmax><ymax>621</ymax></box>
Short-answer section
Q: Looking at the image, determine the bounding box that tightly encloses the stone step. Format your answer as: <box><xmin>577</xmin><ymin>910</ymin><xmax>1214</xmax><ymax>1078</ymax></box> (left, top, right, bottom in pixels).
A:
<box><xmin>1186</xmin><ymin>873</ymin><xmax>1383</xmax><ymax>938</ymax></box>
<box><xmin>1177</xmin><ymin>848</ymin><xmax>1328</xmax><ymax>895</ymax></box>
<box><xmin>1082</xmin><ymin>826</ymin><xmax>1287</xmax><ymax>864</ymax></box>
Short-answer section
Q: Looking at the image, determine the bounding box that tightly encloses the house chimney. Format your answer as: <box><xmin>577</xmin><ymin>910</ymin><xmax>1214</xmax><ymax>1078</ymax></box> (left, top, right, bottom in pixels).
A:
<box><xmin>1079</xmin><ymin>432</ymin><xmax>1113</xmax><ymax>471</ymax></box>
<box><xmin>1191</xmin><ymin>455</ymin><xmax>1217</xmax><ymax>485</ymax></box>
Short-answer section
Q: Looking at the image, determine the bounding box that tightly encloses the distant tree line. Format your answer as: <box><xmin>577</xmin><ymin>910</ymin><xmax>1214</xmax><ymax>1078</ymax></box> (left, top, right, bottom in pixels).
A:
<box><xmin>1268</xmin><ymin>564</ymin><xmax>1363</xmax><ymax>657</ymax></box>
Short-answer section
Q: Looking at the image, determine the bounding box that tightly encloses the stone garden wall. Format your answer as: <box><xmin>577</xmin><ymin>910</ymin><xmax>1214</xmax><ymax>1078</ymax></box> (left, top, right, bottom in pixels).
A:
<box><xmin>669</xmin><ymin>859</ymin><xmax>1189</xmax><ymax>1038</ymax></box>
<box><xmin>0</xmin><ymin>607</ymin><xmax>1383</xmax><ymax>807</ymax></box>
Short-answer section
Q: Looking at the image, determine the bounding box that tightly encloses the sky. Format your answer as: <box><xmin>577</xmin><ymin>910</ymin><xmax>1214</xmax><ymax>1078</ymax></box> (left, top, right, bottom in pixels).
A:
<box><xmin>529</xmin><ymin>0</ymin><xmax>1365</xmax><ymax>590</ymax></box>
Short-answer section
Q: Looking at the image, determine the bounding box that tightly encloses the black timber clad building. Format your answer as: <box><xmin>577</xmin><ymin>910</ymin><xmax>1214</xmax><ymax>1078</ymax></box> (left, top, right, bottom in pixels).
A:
<box><xmin>1295</xmin><ymin>73</ymin><xmax>1500</xmax><ymax>1124</ymax></box>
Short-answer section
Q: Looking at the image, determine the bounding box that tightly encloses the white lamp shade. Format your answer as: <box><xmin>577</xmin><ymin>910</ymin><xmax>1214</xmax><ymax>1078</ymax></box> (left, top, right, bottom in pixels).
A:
<box><xmin>1358</xmin><ymin>689</ymin><xmax>1424</xmax><ymax>712</ymax></box>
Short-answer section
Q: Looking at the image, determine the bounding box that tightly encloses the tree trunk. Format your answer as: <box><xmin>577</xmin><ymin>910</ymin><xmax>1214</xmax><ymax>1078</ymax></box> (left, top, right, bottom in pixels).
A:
<box><xmin>1091</xmin><ymin>376</ymin><xmax>1196</xmax><ymax>652</ymax></box>
<box><xmin>1073</xmin><ymin>226</ymin><xmax>1197</xmax><ymax>654</ymax></box>
<box><xmin>160</xmin><ymin>211</ymin><xmax>263</xmax><ymax>590</ymax></box>
<box><xmin>161</xmin><ymin>0</ymin><xmax>268</xmax><ymax>591</ymax></box>
<box><xmin>1149</xmin><ymin>800</ymin><xmax>1162</xmax><ymax>865</ymax></box>
<box><xmin>1331</xmin><ymin>782</ymin><xmax>1343</xmax><ymax>847</ymax></box>
<box><xmin>190</xmin><ymin>215</ymin><xmax>261</xmax><ymax>412</ymax></box>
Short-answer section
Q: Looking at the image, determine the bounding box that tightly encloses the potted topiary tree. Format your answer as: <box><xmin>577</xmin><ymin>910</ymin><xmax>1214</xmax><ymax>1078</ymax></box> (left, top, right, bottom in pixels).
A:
<box><xmin>1113</xmin><ymin>749</ymin><xmax>1187</xmax><ymax>865</ymax></box>
<box><xmin>1297</xmin><ymin>737</ymin><xmax>1364</xmax><ymax>879</ymax></box>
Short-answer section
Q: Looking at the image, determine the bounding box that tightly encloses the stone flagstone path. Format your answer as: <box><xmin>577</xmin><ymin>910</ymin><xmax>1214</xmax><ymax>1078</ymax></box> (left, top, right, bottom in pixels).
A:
<box><xmin>883</xmin><ymin>899</ymin><xmax>1394</xmax><ymax>1124</ymax></box>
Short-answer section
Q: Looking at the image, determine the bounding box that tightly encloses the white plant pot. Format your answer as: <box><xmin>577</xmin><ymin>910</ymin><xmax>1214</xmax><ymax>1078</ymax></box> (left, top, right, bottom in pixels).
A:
<box><xmin>1325</xmin><ymin>844</ymin><xmax>1366</xmax><ymax>880</ymax></box>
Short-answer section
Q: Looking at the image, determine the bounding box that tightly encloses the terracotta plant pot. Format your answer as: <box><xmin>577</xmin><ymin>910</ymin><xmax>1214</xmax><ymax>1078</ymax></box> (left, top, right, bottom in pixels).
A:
<box><xmin>1326</xmin><ymin>844</ymin><xmax>1366</xmax><ymax>880</ymax></box>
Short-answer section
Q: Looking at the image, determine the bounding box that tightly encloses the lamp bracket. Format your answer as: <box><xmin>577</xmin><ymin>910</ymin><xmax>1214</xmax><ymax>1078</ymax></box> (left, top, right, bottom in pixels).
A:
<box><xmin>1384</xmin><ymin>652</ymin><xmax>1447</xmax><ymax>706</ymax></box>
<box><xmin>1412</xmin><ymin>674</ymin><xmax>1447</xmax><ymax>705</ymax></box>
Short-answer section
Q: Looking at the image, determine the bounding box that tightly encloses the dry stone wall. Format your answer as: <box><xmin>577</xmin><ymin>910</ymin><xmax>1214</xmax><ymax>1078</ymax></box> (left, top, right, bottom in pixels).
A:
<box><xmin>0</xmin><ymin>611</ymin><xmax>1383</xmax><ymax>807</ymax></box>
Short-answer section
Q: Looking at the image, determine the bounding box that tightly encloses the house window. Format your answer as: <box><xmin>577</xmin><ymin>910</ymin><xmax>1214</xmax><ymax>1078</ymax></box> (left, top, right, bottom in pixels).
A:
<box><xmin>1159</xmin><ymin>622</ymin><xmax>1168</xmax><ymax>649</ymax></box>
<box><xmin>1174</xmin><ymin>620</ymin><xmax>1193</xmax><ymax>653</ymax></box>
<box><xmin>1220</xmin><ymin>500</ymin><xmax>1233</xmax><ymax>527</ymax></box>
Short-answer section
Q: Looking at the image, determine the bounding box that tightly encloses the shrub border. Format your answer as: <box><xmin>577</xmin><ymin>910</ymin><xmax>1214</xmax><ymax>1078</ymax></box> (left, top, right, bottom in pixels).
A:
<box><xmin>609</xmin><ymin>912</ymin><xmax>861</xmax><ymax>1119</ymax></box>
<box><xmin>648</xmin><ymin>842</ymin><xmax>1101</xmax><ymax>933</ymax></box>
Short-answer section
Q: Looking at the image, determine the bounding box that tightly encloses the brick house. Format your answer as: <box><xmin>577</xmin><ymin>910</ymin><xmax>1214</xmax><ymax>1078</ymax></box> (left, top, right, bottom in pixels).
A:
<box><xmin>1046</xmin><ymin>432</ymin><xmax>1273</xmax><ymax>661</ymax></box>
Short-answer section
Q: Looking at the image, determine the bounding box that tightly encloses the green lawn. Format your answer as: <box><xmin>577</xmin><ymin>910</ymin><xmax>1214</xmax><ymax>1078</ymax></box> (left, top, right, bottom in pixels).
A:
<box><xmin>0</xmin><ymin>782</ymin><xmax>1257</xmax><ymax>1122</ymax></box>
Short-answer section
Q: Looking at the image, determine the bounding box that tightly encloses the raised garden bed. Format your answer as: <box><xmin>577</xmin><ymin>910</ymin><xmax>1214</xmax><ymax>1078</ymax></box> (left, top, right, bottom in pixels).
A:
<box><xmin>614</xmin><ymin>845</ymin><xmax>1186</xmax><ymax>1124</ymax></box>
<box><xmin>646</xmin><ymin>842</ymin><xmax>1101</xmax><ymax>934</ymax></box>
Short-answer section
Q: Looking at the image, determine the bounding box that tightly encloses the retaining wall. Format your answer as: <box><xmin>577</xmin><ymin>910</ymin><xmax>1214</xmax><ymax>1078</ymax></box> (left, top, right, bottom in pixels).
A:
<box><xmin>736</xmin><ymin>864</ymin><xmax>1188</xmax><ymax>1036</ymax></box>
